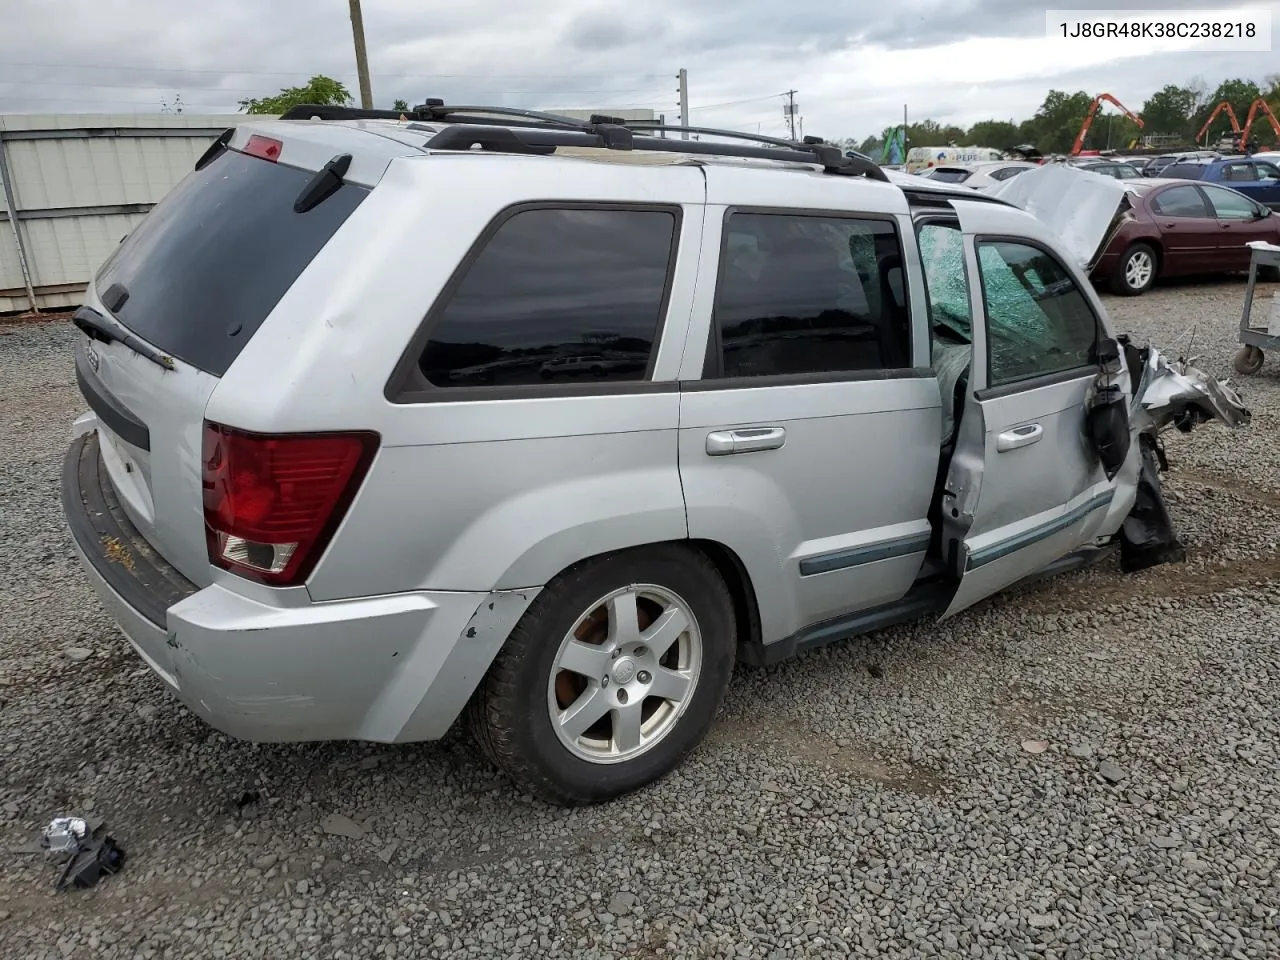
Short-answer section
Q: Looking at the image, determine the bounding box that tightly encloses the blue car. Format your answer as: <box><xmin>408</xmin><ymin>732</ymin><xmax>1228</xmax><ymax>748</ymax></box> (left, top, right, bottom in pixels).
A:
<box><xmin>1162</xmin><ymin>157</ymin><xmax>1280</xmax><ymax>210</ymax></box>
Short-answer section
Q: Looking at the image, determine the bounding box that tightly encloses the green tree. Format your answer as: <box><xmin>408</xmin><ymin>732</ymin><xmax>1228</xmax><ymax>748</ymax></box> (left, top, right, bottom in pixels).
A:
<box><xmin>1141</xmin><ymin>84</ymin><xmax>1198</xmax><ymax>137</ymax></box>
<box><xmin>1021</xmin><ymin>89</ymin><xmax>1095</xmax><ymax>153</ymax></box>
<box><xmin>966</xmin><ymin>120</ymin><xmax>1020</xmax><ymax>149</ymax></box>
<box><xmin>238</xmin><ymin>74</ymin><xmax>353</xmax><ymax>114</ymax></box>
<box><xmin>392</xmin><ymin>98</ymin><xmax>409</xmax><ymax>112</ymax></box>
<box><xmin>905</xmin><ymin>119</ymin><xmax>966</xmax><ymax>146</ymax></box>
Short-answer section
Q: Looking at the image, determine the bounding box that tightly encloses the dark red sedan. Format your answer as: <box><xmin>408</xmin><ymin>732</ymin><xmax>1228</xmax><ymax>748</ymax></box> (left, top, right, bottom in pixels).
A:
<box><xmin>1092</xmin><ymin>179</ymin><xmax>1280</xmax><ymax>296</ymax></box>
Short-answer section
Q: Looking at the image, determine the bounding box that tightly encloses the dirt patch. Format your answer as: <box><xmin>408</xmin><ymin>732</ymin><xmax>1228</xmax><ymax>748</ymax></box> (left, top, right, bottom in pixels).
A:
<box><xmin>1027</xmin><ymin>550</ymin><xmax>1280</xmax><ymax>615</ymax></box>
<box><xmin>1174</xmin><ymin>467</ymin><xmax>1280</xmax><ymax>510</ymax></box>
<box><xmin>708</xmin><ymin>714</ymin><xmax>948</xmax><ymax>796</ymax></box>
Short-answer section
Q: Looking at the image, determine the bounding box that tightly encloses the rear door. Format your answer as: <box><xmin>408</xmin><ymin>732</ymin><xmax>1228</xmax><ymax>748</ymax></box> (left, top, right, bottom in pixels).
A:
<box><xmin>1148</xmin><ymin>184</ymin><xmax>1218</xmax><ymax>274</ymax></box>
<box><xmin>677</xmin><ymin>179</ymin><xmax>940</xmax><ymax>645</ymax></box>
<box><xmin>1218</xmin><ymin>159</ymin><xmax>1266</xmax><ymax>206</ymax></box>
<box><xmin>73</xmin><ymin>139</ymin><xmax>373</xmax><ymax>584</ymax></box>
<box><xmin>939</xmin><ymin>201</ymin><xmax>1128</xmax><ymax>618</ymax></box>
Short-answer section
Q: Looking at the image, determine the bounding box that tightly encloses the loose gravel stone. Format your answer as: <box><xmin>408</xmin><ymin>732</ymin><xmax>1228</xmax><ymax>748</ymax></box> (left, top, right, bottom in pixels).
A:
<box><xmin>2</xmin><ymin>286</ymin><xmax>1279</xmax><ymax>960</ymax></box>
<box><xmin>1098</xmin><ymin>760</ymin><xmax>1127</xmax><ymax>783</ymax></box>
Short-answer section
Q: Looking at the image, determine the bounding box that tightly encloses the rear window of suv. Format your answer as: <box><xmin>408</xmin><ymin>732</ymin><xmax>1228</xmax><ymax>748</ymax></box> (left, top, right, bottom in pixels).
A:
<box><xmin>94</xmin><ymin>146</ymin><xmax>369</xmax><ymax>377</ymax></box>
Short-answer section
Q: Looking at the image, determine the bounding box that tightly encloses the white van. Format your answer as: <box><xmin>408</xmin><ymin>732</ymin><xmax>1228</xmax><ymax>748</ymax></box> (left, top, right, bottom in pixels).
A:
<box><xmin>906</xmin><ymin>146</ymin><xmax>1004</xmax><ymax>174</ymax></box>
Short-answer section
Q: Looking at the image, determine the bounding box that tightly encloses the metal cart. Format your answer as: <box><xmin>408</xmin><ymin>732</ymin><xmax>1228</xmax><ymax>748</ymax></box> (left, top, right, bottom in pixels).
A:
<box><xmin>1234</xmin><ymin>241</ymin><xmax>1280</xmax><ymax>375</ymax></box>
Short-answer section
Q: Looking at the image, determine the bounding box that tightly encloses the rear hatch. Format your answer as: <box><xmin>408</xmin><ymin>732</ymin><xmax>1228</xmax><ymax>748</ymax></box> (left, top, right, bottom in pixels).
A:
<box><xmin>74</xmin><ymin>123</ymin><xmax>401</xmax><ymax>586</ymax></box>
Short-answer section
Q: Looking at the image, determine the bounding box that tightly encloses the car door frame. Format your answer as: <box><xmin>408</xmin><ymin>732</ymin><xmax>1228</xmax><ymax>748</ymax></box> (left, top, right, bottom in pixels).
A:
<box><xmin>673</xmin><ymin>176</ymin><xmax>942</xmax><ymax>648</ymax></box>
<box><xmin>1250</xmin><ymin>159</ymin><xmax>1280</xmax><ymax>210</ymax></box>
<box><xmin>1148</xmin><ymin>183</ymin><xmax>1219</xmax><ymax>274</ymax></box>
<box><xmin>936</xmin><ymin>199</ymin><xmax>1136</xmax><ymax>619</ymax></box>
<box><xmin>1199</xmin><ymin>183</ymin><xmax>1270</xmax><ymax>271</ymax></box>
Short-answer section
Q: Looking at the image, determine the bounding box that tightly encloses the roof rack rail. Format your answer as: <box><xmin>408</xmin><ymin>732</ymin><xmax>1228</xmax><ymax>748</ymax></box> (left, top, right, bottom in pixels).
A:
<box><xmin>623</xmin><ymin>121</ymin><xmax>800</xmax><ymax>149</ymax></box>
<box><xmin>278</xmin><ymin>99</ymin><xmax>887</xmax><ymax>182</ymax></box>
<box><xmin>621</xmin><ymin>122</ymin><xmax>887</xmax><ymax>181</ymax></box>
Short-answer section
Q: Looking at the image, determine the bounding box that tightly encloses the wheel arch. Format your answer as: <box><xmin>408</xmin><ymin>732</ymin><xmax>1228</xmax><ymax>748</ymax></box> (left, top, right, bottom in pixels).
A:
<box><xmin>496</xmin><ymin>536</ymin><xmax>764</xmax><ymax>664</ymax></box>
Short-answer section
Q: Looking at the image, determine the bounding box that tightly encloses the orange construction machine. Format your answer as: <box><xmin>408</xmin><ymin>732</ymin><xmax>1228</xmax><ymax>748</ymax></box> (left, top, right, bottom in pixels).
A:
<box><xmin>1240</xmin><ymin>98</ymin><xmax>1280</xmax><ymax>152</ymax></box>
<box><xmin>1071</xmin><ymin>93</ymin><xmax>1144</xmax><ymax>155</ymax></box>
<box><xmin>1197</xmin><ymin>101</ymin><xmax>1241</xmax><ymax>147</ymax></box>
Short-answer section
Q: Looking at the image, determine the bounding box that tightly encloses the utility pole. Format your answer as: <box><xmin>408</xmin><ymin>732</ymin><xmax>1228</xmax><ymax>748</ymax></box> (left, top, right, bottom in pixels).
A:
<box><xmin>785</xmin><ymin>90</ymin><xmax>798</xmax><ymax>140</ymax></box>
<box><xmin>676</xmin><ymin>69</ymin><xmax>689</xmax><ymax>140</ymax></box>
<box><xmin>348</xmin><ymin>0</ymin><xmax>374</xmax><ymax>109</ymax></box>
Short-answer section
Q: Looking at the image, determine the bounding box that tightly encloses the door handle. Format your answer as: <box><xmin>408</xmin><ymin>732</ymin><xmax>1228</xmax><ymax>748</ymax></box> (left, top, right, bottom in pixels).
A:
<box><xmin>706</xmin><ymin>427</ymin><xmax>786</xmax><ymax>456</ymax></box>
<box><xmin>1220</xmin><ymin>223</ymin><xmax>1232</xmax><ymax>229</ymax></box>
<box><xmin>996</xmin><ymin>423</ymin><xmax>1043</xmax><ymax>452</ymax></box>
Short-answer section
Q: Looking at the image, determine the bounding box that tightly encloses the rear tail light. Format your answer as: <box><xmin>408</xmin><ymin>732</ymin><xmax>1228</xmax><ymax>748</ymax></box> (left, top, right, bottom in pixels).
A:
<box><xmin>242</xmin><ymin>134</ymin><xmax>283</xmax><ymax>162</ymax></box>
<box><xmin>202</xmin><ymin>422</ymin><xmax>378</xmax><ymax>586</ymax></box>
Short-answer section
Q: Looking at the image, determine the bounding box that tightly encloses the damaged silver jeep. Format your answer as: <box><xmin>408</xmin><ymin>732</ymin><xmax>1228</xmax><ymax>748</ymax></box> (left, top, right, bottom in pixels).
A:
<box><xmin>63</xmin><ymin>118</ymin><xmax>1248</xmax><ymax>805</ymax></box>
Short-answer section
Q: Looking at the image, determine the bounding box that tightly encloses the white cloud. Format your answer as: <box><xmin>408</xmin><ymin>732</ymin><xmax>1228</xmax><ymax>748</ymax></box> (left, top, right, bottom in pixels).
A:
<box><xmin>0</xmin><ymin>0</ymin><xmax>1277</xmax><ymax>140</ymax></box>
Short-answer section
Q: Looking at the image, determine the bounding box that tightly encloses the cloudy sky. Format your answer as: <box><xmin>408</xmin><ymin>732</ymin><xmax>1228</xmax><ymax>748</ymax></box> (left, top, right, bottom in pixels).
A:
<box><xmin>1</xmin><ymin>0</ymin><xmax>1277</xmax><ymax>140</ymax></box>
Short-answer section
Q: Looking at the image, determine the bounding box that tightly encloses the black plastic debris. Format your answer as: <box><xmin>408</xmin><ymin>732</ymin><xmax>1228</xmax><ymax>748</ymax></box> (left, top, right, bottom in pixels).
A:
<box><xmin>40</xmin><ymin>817</ymin><xmax>126</xmax><ymax>892</ymax></box>
<box><xmin>1119</xmin><ymin>435</ymin><xmax>1186</xmax><ymax>573</ymax></box>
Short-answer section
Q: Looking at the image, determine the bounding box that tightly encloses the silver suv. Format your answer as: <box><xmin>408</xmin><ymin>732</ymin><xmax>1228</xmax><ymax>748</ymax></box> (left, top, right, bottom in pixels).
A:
<box><xmin>61</xmin><ymin>104</ymin><xmax>1244</xmax><ymax>805</ymax></box>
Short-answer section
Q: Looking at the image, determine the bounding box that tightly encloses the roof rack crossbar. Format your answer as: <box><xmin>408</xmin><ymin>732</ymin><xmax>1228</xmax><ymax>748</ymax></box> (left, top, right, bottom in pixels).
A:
<box><xmin>419</xmin><ymin>124</ymin><xmax>887</xmax><ymax>179</ymax></box>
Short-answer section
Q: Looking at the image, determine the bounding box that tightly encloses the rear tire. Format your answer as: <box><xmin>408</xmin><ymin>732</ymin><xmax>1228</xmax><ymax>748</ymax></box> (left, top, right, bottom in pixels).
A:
<box><xmin>1111</xmin><ymin>243</ymin><xmax>1157</xmax><ymax>296</ymax></box>
<box><xmin>468</xmin><ymin>544</ymin><xmax>736</xmax><ymax>806</ymax></box>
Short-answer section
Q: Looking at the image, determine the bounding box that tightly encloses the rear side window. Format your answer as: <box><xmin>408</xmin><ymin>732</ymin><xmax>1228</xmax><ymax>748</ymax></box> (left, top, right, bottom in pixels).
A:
<box><xmin>1152</xmin><ymin>185</ymin><xmax>1210</xmax><ymax>218</ymax></box>
<box><xmin>418</xmin><ymin>207</ymin><xmax>677</xmax><ymax>388</ymax></box>
<box><xmin>1163</xmin><ymin>163</ymin><xmax>1206</xmax><ymax>180</ymax></box>
<box><xmin>708</xmin><ymin>211</ymin><xmax>910</xmax><ymax>379</ymax></box>
<box><xmin>95</xmin><ymin>148</ymin><xmax>368</xmax><ymax>377</ymax></box>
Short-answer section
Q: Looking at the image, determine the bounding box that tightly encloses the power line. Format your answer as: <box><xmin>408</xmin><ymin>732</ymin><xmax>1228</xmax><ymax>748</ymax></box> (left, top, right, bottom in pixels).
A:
<box><xmin>688</xmin><ymin>93</ymin><xmax>786</xmax><ymax>113</ymax></box>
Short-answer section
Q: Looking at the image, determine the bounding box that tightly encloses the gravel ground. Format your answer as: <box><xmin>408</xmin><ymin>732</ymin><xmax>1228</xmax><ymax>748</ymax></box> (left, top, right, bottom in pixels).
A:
<box><xmin>2</xmin><ymin>282</ymin><xmax>1278</xmax><ymax>960</ymax></box>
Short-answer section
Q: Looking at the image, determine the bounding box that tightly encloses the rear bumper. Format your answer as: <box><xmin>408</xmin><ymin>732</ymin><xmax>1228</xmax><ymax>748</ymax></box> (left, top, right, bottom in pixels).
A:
<box><xmin>62</xmin><ymin>430</ymin><xmax>537</xmax><ymax>743</ymax></box>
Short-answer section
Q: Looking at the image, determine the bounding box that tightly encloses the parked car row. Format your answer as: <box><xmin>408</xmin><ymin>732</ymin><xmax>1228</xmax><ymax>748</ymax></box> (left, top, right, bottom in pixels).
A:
<box><xmin>914</xmin><ymin>157</ymin><xmax>1280</xmax><ymax>297</ymax></box>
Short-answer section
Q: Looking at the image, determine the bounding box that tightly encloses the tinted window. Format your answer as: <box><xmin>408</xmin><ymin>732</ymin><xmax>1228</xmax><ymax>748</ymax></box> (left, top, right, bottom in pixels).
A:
<box><xmin>1203</xmin><ymin>185</ymin><xmax>1260</xmax><ymax>220</ymax></box>
<box><xmin>989</xmin><ymin>166</ymin><xmax>1028</xmax><ymax>181</ymax></box>
<box><xmin>419</xmin><ymin>208</ymin><xmax>676</xmax><ymax>388</ymax></box>
<box><xmin>1151</xmin><ymin>185</ymin><xmax>1210</xmax><ymax>218</ymax></box>
<box><xmin>710</xmin><ymin>212</ymin><xmax>910</xmax><ymax>379</ymax></box>
<box><xmin>1222</xmin><ymin>162</ymin><xmax>1256</xmax><ymax>182</ymax></box>
<box><xmin>977</xmin><ymin>241</ymin><xmax>1099</xmax><ymax>387</ymax></box>
<box><xmin>1163</xmin><ymin>163</ymin><xmax>1207</xmax><ymax>180</ymax></box>
<box><xmin>1111</xmin><ymin>163</ymin><xmax>1141</xmax><ymax>179</ymax></box>
<box><xmin>928</xmin><ymin>169</ymin><xmax>971</xmax><ymax>183</ymax></box>
<box><xmin>95</xmin><ymin>148</ymin><xmax>369</xmax><ymax>377</ymax></box>
<box><xmin>1255</xmin><ymin>162</ymin><xmax>1280</xmax><ymax>181</ymax></box>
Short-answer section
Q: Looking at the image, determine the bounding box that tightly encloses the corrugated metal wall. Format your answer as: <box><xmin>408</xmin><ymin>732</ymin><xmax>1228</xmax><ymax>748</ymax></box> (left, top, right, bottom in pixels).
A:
<box><xmin>0</xmin><ymin>113</ymin><xmax>252</xmax><ymax>313</ymax></box>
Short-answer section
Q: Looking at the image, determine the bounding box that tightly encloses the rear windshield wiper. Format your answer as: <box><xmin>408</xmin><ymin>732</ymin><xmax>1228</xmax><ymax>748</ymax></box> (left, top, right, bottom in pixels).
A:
<box><xmin>72</xmin><ymin>305</ymin><xmax>175</xmax><ymax>371</ymax></box>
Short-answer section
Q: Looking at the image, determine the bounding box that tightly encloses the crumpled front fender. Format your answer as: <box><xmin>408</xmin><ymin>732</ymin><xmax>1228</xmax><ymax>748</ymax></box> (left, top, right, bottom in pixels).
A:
<box><xmin>1129</xmin><ymin>342</ymin><xmax>1251</xmax><ymax>435</ymax></box>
